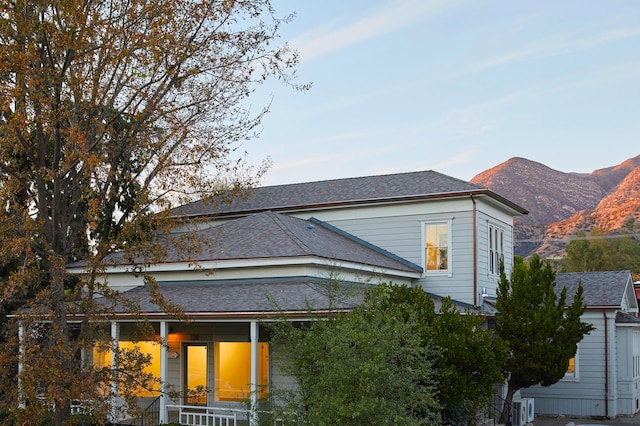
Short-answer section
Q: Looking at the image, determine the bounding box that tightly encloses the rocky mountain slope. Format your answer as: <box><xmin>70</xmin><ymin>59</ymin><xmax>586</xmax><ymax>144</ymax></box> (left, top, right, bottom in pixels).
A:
<box><xmin>471</xmin><ymin>155</ymin><xmax>640</xmax><ymax>258</ymax></box>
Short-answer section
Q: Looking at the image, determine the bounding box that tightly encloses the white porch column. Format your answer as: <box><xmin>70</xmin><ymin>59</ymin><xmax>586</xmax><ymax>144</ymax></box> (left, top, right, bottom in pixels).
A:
<box><xmin>110</xmin><ymin>320</ymin><xmax>120</xmax><ymax>421</ymax></box>
<box><xmin>159</xmin><ymin>321</ymin><xmax>169</xmax><ymax>424</ymax></box>
<box><xmin>250</xmin><ymin>321</ymin><xmax>259</xmax><ymax>426</ymax></box>
<box><xmin>18</xmin><ymin>323</ymin><xmax>25</xmax><ymax>409</ymax></box>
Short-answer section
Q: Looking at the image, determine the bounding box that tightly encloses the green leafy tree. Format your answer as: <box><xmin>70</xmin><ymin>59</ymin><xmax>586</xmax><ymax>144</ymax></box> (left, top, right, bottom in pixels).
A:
<box><xmin>431</xmin><ymin>298</ymin><xmax>507</xmax><ymax>423</ymax></box>
<box><xmin>497</xmin><ymin>255</ymin><xmax>594</xmax><ymax>422</ymax></box>
<box><xmin>270</xmin><ymin>284</ymin><xmax>442</xmax><ymax>426</ymax></box>
<box><xmin>0</xmin><ymin>0</ymin><xmax>302</xmax><ymax>424</ymax></box>
<box><xmin>563</xmin><ymin>221</ymin><xmax>640</xmax><ymax>280</ymax></box>
<box><xmin>270</xmin><ymin>283</ymin><xmax>506</xmax><ymax>426</ymax></box>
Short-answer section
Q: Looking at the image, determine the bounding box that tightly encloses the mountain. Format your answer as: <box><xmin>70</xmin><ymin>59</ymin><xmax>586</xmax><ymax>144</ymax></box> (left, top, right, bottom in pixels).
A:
<box><xmin>471</xmin><ymin>155</ymin><xmax>640</xmax><ymax>258</ymax></box>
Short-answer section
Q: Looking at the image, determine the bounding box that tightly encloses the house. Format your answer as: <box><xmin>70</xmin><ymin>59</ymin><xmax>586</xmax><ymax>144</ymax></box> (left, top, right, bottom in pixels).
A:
<box><xmin>520</xmin><ymin>270</ymin><xmax>640</xmax><ymax>419</ymax></box>
<box><xmin>70</xmin><ymin>170</ymin><xmax>529</xmax><ymax>424</ymax></box>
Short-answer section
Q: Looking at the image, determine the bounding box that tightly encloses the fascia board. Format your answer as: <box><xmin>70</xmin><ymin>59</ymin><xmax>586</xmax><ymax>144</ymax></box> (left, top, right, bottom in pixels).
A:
<box><xmin>69</xmin><ymin>256</ymin><xmax>422</xmax><ymax>279</ymax></box>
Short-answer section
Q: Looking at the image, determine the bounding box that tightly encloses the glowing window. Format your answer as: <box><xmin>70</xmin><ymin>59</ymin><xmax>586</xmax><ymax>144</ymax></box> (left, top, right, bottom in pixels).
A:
<box><xmin>424</xmin><ymin>222</ymin><xmax>450</xmax><ymax>273</ymax></box>
<box><xmin>566</xmin><ymin>357</ymin><xmax>575</xmax><ymax>375</ymax></box>
<box><xmin>93</xmin><ymin>341</ymin><xmax>161</xmax><ymax>397</ymax></box>
<box><xmin>214</xmin><ymin>342</ymin><xmax>269</xmax><ymax>401</ymax></box>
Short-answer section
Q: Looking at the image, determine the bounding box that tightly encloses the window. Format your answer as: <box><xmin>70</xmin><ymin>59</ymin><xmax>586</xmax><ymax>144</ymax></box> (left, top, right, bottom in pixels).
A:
<box><xmin>488</xmin><ymin>224</ymin><xmax>504</xmax><ymax>275</ymax></box>
<box><xmin>566</xmin><ymin>357</ymin><xmax>575</xmax><ymax>376</ymax></box>
<box><xmin>93</xmin><ymin>341</ymin><xmax>161</xmax><ymax>397</ymax></box>
<box><xmin>564</xmin><ymin>349</ymin><xmax>579</xmax><ymax>380</ymax></box>
<box><xmin>424</xmin><ymin>221</ymin><xmax>450</xmax><ymax>273</ymax></box>
<box><xmin>214</xmin><ymin>342</ymin><xmax>269</xmax><ymax>401</ymax></box>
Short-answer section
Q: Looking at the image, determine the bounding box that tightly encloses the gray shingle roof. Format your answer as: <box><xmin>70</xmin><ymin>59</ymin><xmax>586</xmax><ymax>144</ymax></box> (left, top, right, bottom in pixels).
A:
<box><xmin>556</xmin><ymin>270</ymin><xmax>633</xmax><ymax>307</ymax></box>
<box><xmin>171</xmin><ymin>170</ymin><xmax>527</xmax><ymax>218</ymax></box>
<box><xmin>105</xmin><ymin>278</ymin><xmax>476</xmax><ymax>317</ymax></box>
<box><xmin>110</xmin><ymin>278</ymin><xmax>365</xmax><ymax>315</ymax></box>
<box><xmin>108</xmin><ymin>211</ymin><xmax>422</xmax><ymax>273</ymax></box>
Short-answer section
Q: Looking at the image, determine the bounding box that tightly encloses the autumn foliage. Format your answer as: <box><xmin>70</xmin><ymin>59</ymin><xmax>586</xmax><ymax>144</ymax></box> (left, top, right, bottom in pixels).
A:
<box><xmin>0</xmin><ymin>0</ymin><xmax>301</xmax><ymax>424</ymax></box>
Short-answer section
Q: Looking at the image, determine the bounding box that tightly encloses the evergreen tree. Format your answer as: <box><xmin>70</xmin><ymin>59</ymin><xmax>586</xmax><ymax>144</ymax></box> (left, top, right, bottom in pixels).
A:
<box><xmin>496</xmin><ymin>255</ymin><xmax>594</xmax><ymax>423</ymax></box>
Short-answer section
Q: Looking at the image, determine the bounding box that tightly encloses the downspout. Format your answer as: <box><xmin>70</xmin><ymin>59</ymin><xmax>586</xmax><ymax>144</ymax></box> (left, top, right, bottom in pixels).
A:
<box><xmin>470</xmin><ymin>194</ymin><xmax>478</xmax><ymax>307</ymax></box>
<box><xmin>604</xmin><ymin>312</ymin><xmax>609</xmax><ymax>418</ymax></box>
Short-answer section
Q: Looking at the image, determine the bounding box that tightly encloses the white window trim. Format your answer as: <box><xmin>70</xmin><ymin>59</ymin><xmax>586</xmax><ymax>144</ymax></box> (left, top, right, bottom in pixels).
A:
<box><xmin>488</xmin><ymin>222</ymin><xmax>505</xmax><ymax>277</ymax></box>
<box><xmin>422</xmin><ymin>219</ymin><xmax>452</xmax><ymax>278</ymax></box>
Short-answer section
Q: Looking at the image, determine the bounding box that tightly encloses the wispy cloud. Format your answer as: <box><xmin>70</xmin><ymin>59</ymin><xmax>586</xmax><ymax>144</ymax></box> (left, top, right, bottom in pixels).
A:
<box><xmin>429</xmin><ymin>146</ymin><xmax>481</xmax><ymax>171</ymax></box>
<box><xmin>469</xmin><ymin>26</ymin><xmax>640</xmax><ymax>74</ymax></box>
<box><xmin>292</xmin><ymin>0</ymin><xmax>463</xmax><ymax>61</ymax></box>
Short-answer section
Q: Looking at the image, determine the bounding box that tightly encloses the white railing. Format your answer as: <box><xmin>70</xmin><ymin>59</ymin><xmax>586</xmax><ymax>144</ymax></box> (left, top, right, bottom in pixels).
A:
<box><xmin>166</xmin><ymin>404</ymin><xmax>247</xmax><ymax>426</ymax></box>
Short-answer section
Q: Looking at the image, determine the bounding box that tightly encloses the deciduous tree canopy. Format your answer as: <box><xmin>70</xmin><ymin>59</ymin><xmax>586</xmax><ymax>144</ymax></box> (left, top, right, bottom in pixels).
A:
<box><xmin>0</xmin><ymin>0</ymin><xmax>301</xmax><ymax>423</ymax></box>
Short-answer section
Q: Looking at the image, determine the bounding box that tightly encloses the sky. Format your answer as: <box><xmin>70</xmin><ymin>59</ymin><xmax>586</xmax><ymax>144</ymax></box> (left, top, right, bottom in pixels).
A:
<box><xmin>243</xmin><ymin>0</ymin><xmax>640</xmax><ymax>186</ymax></box>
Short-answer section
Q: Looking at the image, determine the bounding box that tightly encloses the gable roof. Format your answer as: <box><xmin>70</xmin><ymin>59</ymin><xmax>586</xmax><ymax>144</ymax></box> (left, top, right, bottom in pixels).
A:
<box><xmin>171</xmin><ymin>170</ymin><xmax>528</xmax><ymax>219</ymax></box>
<box><xmin>556</xmin><ymin>270</ymin><xmax>635</xmax><ymax>309</ymax></box>
<box><xmin>102</xmin><ymin>211</ymin><xmax>422</xmax><ymax>274</ymax></box>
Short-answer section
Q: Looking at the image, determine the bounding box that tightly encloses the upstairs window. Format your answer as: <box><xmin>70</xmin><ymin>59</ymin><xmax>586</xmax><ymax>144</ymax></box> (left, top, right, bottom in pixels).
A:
<box><xmin>424</xmin><ymin>221</ymin><xmax>450</xmax><ymax>274</ymax></box>
<box><xmin>488</xmin><ymin>224</ymin><xmax>504</xmax><ymax>276</ymax></box>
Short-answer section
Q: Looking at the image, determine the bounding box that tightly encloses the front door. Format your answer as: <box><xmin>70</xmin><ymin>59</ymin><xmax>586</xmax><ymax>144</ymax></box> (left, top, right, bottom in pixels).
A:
<box><xmin>184</xmin><ymin>343</ymin><xmax>208</xmax><ymax>405</ymax></box>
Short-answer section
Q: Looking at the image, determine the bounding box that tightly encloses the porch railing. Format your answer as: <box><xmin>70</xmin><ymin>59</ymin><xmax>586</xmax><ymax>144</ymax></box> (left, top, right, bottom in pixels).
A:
<box><xmin>166</xmin><ymin>404</ymin><xmax>246</xmax><ymax>426</ymax></box>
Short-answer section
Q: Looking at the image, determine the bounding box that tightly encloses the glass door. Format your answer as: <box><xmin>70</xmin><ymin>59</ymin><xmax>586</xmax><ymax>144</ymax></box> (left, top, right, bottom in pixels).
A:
<box><xmin>184</xmin><ymin>344</ymin><xmax>208</xmax><ymax>405</ymax></box>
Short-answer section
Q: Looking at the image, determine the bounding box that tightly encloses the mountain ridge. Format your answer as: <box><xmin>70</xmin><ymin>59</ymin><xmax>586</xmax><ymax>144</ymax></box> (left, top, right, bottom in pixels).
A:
<box><xmin>471</xmin><ymin>155</ymin><xmax>640</xmax><ymax>258</ymax></box>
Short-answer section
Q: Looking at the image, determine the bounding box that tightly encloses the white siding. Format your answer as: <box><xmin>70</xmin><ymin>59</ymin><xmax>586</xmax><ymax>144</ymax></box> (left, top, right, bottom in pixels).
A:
<box><xmin>521</xmin><ymin>311</ymin><xmax>623</xmax><ymax>417</ymax></box>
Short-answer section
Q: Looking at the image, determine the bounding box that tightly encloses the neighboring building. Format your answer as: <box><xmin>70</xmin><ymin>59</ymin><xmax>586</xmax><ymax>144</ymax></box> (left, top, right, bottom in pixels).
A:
<box><xmin>69</xmin><ymin>170</ymin><xmax>527</xmax><ymax>424</ymax></box>
<box><xmin>521</xmin><ymin>270</ymin><xmax>640</xmax><ymax>419</ymax></box>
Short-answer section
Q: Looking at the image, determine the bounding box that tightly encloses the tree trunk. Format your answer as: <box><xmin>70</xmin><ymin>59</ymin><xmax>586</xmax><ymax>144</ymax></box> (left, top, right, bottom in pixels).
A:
<box><xmin>50</xmin><ymin>254</ymin><xmax>73</xmax><ymax>426</ymax></box>
<box><xmin>499</xmin><ymin>381</ymin><xmax>517</xmax><ymax>424</ymax></box>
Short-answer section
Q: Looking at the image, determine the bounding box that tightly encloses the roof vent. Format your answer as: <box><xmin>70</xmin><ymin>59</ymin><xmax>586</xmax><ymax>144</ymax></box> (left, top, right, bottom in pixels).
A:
<box><xmin>306</xmin><ymin>223</ymin><xmax>315</xmax><ymax>232</ymax></box>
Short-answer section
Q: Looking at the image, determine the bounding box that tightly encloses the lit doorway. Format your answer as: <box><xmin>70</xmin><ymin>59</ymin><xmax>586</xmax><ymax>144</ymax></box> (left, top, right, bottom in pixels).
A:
<box><xmin>184</xmin><ymin>344</ymin><xmax>208</xmax><ymax>405</ymax></box>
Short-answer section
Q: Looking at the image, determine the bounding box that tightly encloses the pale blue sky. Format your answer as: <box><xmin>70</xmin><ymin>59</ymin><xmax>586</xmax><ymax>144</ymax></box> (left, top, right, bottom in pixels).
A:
<box><xmin>244</xmin><ymin>0</ymin><xmax>640</xmax><ymax>186</ymax></box>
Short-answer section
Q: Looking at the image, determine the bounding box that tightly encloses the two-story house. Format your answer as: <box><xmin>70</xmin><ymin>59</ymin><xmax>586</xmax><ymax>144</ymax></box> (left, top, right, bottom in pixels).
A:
<box><xmin>72</xmin><ymin>169</ymin><xmax>527</xmax><ymax>424</ymax></box>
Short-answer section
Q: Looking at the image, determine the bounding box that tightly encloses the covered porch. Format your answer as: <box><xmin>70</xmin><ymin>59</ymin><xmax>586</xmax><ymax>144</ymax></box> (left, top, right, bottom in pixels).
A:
<box><xmin>107</xmin><ymin>319</ymin><xmax>274</xmax><ymax>425</ymax></box>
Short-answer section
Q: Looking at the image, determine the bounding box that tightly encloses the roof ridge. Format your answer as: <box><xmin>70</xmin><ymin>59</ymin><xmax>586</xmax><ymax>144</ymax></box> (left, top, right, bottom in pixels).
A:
<box><xmin>265</xmin><ymin>211</ymin><xmax>314</xmax><ymax>256</ymax></box>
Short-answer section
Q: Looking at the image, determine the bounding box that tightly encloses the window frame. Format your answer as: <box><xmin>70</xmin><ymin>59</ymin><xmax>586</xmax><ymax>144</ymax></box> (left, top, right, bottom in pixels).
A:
<box><xmin>563</xmin><ymin>347</ymin><xmax>580</xmax><ymax>381</ymax></box>
<box><xmin>488</xmin><ymin>223</ymin><xmax>505</xmax><ymax>276</ymax></box>
<box><xmin>422</xmin><ymin>220</ymin><xmax>452</xmax><ymax>277</ymax></box>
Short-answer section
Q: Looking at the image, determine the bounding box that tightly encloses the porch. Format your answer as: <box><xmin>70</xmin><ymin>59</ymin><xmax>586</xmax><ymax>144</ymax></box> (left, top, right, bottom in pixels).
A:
<box><xmin>105</xmin><ymin>319</ymin><xmax>277</xmax><ymax>426</ymax></box>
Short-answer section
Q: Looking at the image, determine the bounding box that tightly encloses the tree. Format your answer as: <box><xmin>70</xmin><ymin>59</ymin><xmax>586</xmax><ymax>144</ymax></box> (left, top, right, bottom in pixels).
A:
<box><xmin>270</xmin><ymin>283</ymin><xmax>506</xmax><ymax>425</ymax></box>
<box><xmin>269</xmin><ymin>284</ymin><xmax>442</xmax><ymax>426</ymax></box>
<box><xmin>430</xmin><ymin>297</ymin><xmax>507</xmax><ymax>424</ymax></box>
<box><xmin>563</xmin><ymin>222</ymin><xmax>640</xmax><ymax>280</ymax></box>
<box><xmin>0</xmin><ymin>0</ymin><xmax>302</xmax><ymax>423</ymax></box>
<box><xmin>496</xmin><ymin>255</ymin><xmax>594</xmax><ymax>423</ymax></box>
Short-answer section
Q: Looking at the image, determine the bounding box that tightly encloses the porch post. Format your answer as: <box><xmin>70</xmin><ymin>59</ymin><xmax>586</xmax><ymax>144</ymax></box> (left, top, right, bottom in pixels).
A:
<box><xmin>18</xmin><ymin>323</ymin><xmax>25</xmax><ymax>409</ymax></box>
<box><xmin>250</xmin><ymin>320</ymin><xmax>259</xmax><ymax>426</ymax></box>
<box><xmin>110</xmin><ymin>321</ymin><xmax>120</xmax><ymax>421</ymax></box>
<box><xmin>159</xmin><ymin>320</ymin><xmax>168</xmax><ymax>424</ymax></box>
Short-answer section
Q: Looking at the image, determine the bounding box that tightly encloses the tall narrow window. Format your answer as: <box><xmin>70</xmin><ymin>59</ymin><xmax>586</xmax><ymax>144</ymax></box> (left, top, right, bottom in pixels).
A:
<box><xmin>424</xmin><ymin>222</ymin><xmax>450</xmax><ymax>273</ymax></box>
<box><xmin>488</xmin><ymin>224</ymin><xmax>504</xmax><ymax>276</ymax></box>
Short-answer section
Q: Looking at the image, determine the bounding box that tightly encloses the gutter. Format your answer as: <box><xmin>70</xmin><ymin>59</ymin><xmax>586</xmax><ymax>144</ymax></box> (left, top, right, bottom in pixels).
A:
<box><xmin>604</xmin><ymin>312</ymin><xmax>609</xmax><ymax>418</ymax></box>
<box><xmin>471</xmin><ymin>194</ymin><xmax>478</xmax><ymax>307</ymax></box>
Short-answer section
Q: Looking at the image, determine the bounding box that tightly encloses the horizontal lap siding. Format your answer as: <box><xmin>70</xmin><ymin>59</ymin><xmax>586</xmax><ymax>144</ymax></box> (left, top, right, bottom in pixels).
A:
<box><xmin>323</xmin><ymin>211</ymin><xmax>476</xmax><ymax>305</ymax></box>
<box><xmin>423</xmin><ymin>212</ymin><xmax>474</xmax><ymax>305</ymax></box>
<box><xmin>522</xmin><ymin>313</ymin><xmax>611</xmax><ymax>417</ymax></box>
